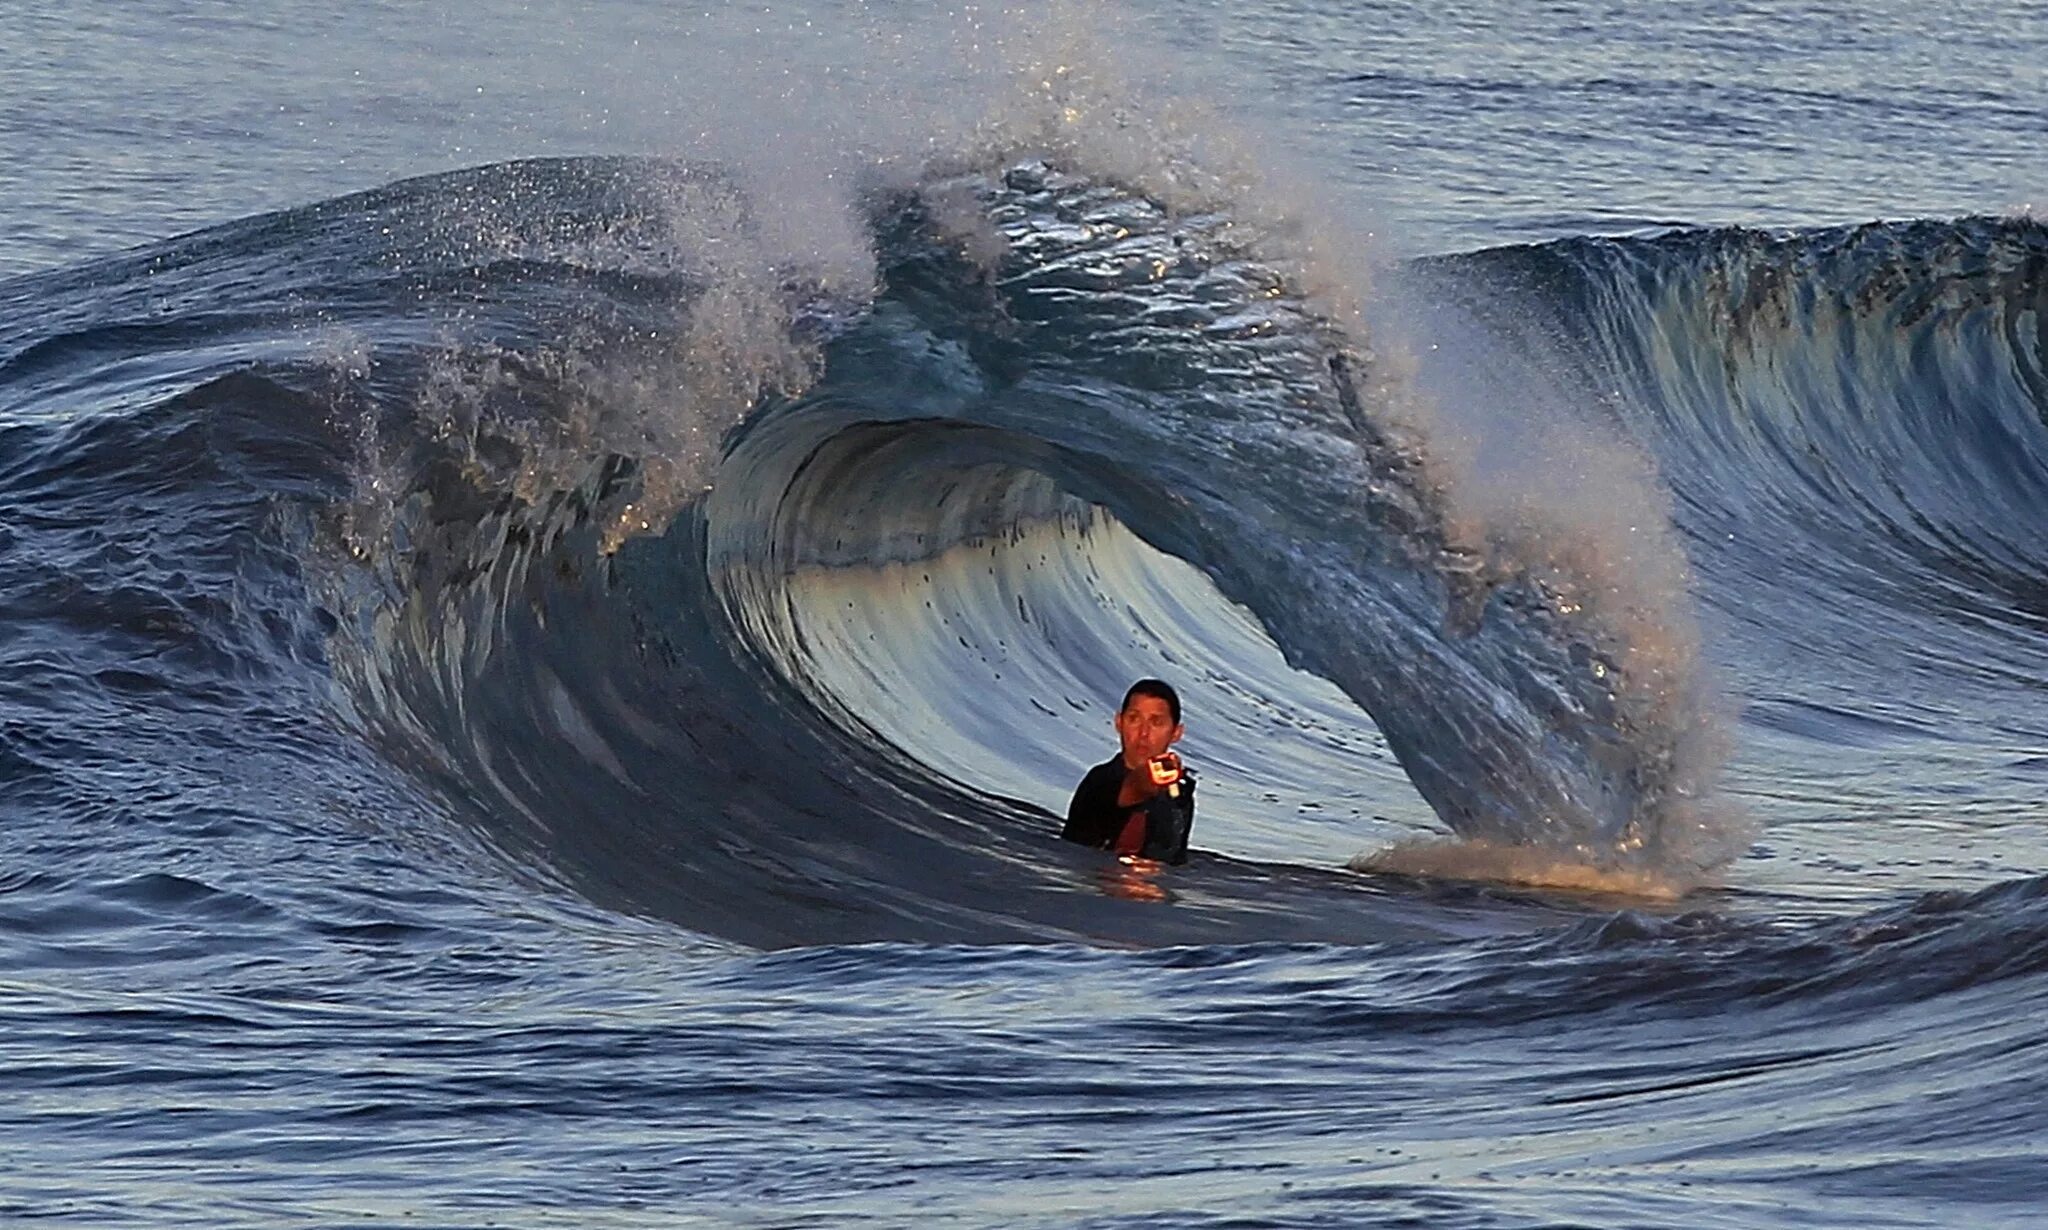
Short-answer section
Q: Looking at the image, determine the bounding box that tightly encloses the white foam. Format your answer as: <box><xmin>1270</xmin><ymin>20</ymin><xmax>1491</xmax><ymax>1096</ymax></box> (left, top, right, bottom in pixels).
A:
<box><xmin>1353</xmin><ymin>837</ymin><xmax>1699</xmax><ymax>900</ymax></box>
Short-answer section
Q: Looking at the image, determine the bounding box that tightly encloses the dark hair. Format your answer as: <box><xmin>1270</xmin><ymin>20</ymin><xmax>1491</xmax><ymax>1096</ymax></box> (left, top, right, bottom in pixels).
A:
<box><xmin>1120</xmin><ymin>678</ymin><xmax>1182</xmax><ymax>725</ymax></box>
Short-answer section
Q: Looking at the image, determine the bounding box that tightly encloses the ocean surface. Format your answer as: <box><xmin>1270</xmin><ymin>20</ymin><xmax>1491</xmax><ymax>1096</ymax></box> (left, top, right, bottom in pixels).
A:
<box><xmin>4</xmin><ymin>1</ymin><xmax>2046</xmax><ymax>1225</ymax></box>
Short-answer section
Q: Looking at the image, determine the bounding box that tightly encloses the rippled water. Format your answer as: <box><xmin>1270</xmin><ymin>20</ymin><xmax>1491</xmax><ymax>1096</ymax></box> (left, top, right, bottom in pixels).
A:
<box><xmin>4</xmin><ymin>2</ymin><xmax>2046</xmax><ymax>1226</ymax></box>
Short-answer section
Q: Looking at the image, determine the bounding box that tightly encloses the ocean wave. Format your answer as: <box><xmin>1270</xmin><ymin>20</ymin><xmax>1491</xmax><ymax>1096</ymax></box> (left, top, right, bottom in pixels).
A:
<box><xmin>6</xmin><ymin>156</ymin><xmax>2039</xmax><ymax>945</ymax></box>
<box><xmin>1431</xmin><ymin>217</ymin><xmax>2048</xmax><ymax>637</ymax></box>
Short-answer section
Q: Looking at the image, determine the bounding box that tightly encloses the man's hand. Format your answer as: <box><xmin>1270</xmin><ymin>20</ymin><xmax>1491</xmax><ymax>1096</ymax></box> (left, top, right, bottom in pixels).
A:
<box><xmin>1146</xmin><ymin>752</ymin><xmax>1182</xmax><ymax>792</ymax></box>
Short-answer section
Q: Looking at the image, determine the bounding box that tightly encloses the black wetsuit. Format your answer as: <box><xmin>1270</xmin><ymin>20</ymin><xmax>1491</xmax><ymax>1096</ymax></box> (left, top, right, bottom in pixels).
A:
<box><xmin>1062</xmin><ymin>756</ymin><xmax>1196</xmax><ymax>865</ymax></box>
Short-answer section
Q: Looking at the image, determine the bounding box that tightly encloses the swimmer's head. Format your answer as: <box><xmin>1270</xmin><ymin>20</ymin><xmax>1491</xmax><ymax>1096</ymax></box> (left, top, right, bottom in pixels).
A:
<box><xmin>1115</xmin><ymin>678</ymin><xmax>1184</xmax><ymax>768</ymax></box>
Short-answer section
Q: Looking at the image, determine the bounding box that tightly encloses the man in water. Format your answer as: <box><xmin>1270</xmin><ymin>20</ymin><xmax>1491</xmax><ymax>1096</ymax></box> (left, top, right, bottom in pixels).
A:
<box><xmin>1062</xmin><ymin>679</ymin><xmax>1196</xmax><ymax>865</ymax></box>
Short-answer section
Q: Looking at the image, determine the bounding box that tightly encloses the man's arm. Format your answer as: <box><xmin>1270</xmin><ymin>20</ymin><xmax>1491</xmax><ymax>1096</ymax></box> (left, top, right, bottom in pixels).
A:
<box><xmin>1141</xmin><ymin>774</ymin><xmax>1196</xmax><ymax>865</ymax></box>
<box><xmin>1062</xmin><ymin>762</ymin><xmax>1123</xmax><ymax>848</ymax></box>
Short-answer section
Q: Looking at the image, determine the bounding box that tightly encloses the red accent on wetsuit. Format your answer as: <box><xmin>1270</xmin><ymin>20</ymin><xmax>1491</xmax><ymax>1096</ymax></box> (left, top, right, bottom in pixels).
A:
<box><xmin>1113</xmin><ymin>810</ymin><xmax>1147</xmax><ymax>857</ymax></box>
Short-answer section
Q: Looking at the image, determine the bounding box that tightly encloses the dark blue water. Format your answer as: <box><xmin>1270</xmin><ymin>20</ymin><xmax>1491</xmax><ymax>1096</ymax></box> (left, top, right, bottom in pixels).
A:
<box><xmin>5</xmin><ymin>2</ymin><xmax>2047</xmax><ymax>1225</ymax></box>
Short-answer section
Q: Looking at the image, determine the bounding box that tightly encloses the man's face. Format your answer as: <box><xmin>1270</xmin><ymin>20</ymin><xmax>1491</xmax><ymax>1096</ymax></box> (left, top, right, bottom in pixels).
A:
<box><xmin>1115</xmin><ymin>695</ymin><xmax>1184</xmax><ymax>768</ymax></box>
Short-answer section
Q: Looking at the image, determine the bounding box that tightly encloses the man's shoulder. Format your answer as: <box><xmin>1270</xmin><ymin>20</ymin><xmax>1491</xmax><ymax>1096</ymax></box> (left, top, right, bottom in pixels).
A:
<box><xmin>1079</xmin><ymin>756</ymin><xmax>1125</xmax><ymax>787</ymax></box>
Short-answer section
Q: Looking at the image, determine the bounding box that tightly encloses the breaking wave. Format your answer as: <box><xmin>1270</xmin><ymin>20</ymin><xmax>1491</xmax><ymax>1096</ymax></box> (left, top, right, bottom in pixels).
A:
<box><xmin>5</xmin><ymin>151</ymin><xmax>2039</xmax><ymax>944</ymax></box>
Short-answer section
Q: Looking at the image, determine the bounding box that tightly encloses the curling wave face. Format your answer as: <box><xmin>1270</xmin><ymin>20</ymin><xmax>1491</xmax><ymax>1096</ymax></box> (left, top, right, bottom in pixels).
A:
<box><xmin>720</xmin><ymin>161</ymin><xmax>1740</xmax><ymax>864</ymax></box>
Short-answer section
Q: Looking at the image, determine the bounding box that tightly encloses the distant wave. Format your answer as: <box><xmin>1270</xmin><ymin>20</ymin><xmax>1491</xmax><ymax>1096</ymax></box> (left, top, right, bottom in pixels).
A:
<box><xmin>1430</xmin><ymin>218</ymin><xmax>2048</xmax><ymax>637</ymax></box>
